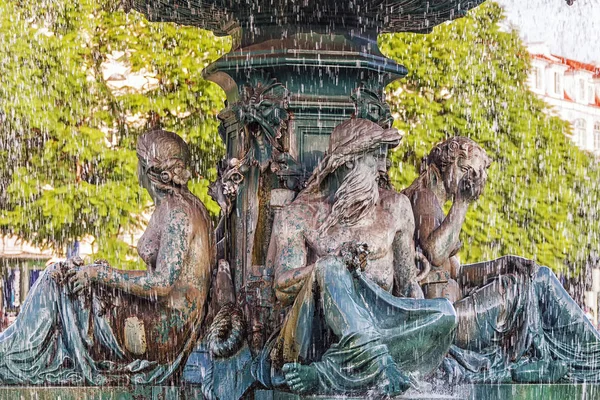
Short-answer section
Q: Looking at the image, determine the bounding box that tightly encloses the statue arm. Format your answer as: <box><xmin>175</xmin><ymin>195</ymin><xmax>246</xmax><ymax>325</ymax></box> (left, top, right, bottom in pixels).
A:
<box><xmin>392</xmin><ymin>196</ymin><xmax>424</xmax><ymax>298</ymax></box>
<box><xmin>460</xmin><ymin>256</ymin><xmax>538</xmax><ymax>289</ymax></box>
<box><xmin>91</xmin><ymin>208</ymin><xmax>190</xmax><ymax>299</ymax></box>
<box><xmin>413</xmin><ymin>190</ymin><xmax>468</xmax><ymax>268</ymax></box>
<box><xmin>273</xmin><ymin>210</ymin><xmax>314</xmax><ymax>304</ymax></box>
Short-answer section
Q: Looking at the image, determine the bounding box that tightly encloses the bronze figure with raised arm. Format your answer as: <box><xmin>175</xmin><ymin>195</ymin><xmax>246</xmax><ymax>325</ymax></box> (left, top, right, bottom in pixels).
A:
<box><xmin>261</xmin><ymin>118</ymin><xmax>457</xmax><ymax>396</ymax></box>
<box><xmin>0</xmin><ymin>130</ymin><xmax>214</xmax><ymax>385</ymax></box>
<box><xmin>406</xmin><ymin>137</ymin><xmax>600</xmax><ymax>383</ymax></box>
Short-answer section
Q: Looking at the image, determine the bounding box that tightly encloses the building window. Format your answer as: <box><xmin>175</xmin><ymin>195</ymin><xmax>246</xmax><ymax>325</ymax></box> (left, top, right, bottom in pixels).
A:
<box><xmin>554</xmin><ymin>72</ymin><xmax>562</xmax><ymax>95</ymax></box>
<box><xmin>535</xmin><ymin>68</ymin><xmax>543</xmax><ymax>89</ymax></box>
<box><xmin>591</xmin><ymin>87</ymin><xmax>596</xmax><ymax>104</ymax></box>
<box><xmin>580</xmin><ymin>80</ymin><xmax>586</xmax><ymax>102</ymax></box>
<box><xmin>595</xmin><ymin>122</ymin><xmax>600</xmax><ymax>151</ymax></box>
<box><xmin>574</xmin><ymin>119</ymin><xmax>586</xmax><ymax>147</ymax></box>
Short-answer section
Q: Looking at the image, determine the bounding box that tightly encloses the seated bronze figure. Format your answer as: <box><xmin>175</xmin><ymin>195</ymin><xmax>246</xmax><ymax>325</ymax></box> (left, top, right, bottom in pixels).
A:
<box><xmin>261</xmin><ymin>118</ymin><xmax>457</xmax><ymax>395</ymax></box>
<box><xmin>405</xmin><ymin>137</ymin><xmax>600</xmax><ymax>383</ymax></box>
<box><xmin>0</xmin><ymin>130</ymin><xmax>214</xmax><ymax>385</ymax></box>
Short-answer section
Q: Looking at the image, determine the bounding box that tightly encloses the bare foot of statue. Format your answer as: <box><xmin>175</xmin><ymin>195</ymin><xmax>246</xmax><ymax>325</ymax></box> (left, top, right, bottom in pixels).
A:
<box><xmin>381</xmin><ymin>360</ymin><xmax>412</xmax><ymax>396</ymax></box>
<box><xmin>282</xmin><ymin>362</ymin><xmax>320</xmax><ymax>393</ymax></box>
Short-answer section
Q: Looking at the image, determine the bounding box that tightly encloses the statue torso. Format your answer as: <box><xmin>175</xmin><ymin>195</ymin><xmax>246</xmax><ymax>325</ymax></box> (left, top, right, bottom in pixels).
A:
<box><xmin>112</xmin><ymin>192</ymin><xmax>213</xmax><ymax>362</ymax></box>
<box><xmin>301</xmin><ymin>190</ymin><xmax>403</xmax><ymax>292</ymax></box>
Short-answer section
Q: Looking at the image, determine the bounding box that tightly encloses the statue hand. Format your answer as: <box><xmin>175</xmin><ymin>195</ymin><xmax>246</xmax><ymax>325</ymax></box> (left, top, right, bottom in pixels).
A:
<box><xmin>50</xmin><ymin>256</ymin><xmax>85</xmax><ymax>285</ymax></box>
<box><xmin>339</xmin><ymin>241</ymin><xmax>369</xmax><ymax>275</ymax></box>
<box><xmin>60</xmin><ymin>256</ymin><xmax>85</xmax><ymax>273</ymax></box>
<box><xmin>506</xmin><ymin>256</ymin><xmax>539</xmax><ymax>278</ymax></box>
<box><xmin>65</xmin><ymin>265</ymin><xmax>97</xmax><ymax>295</ymax></box>
<box><xmin>457</xmin><ymin>168</ymin><xmax>485</xmax><ymax>202</ymax></box>
<box><xmin>381</xmin><ymin>360</ymin><xmax>412</xmax><ymax>396</ymax></box>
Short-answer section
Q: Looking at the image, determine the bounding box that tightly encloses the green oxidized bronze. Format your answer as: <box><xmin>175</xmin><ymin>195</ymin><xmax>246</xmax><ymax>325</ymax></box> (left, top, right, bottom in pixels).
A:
<box><xmin>0</xmin><ymin>130</ymin><xmax>217</xmax><ymax>384</ymax></box>
<box><xmin>2</xmin><ymin>0</ymin><xmax>594</xmax><ymax>397</ymax></box>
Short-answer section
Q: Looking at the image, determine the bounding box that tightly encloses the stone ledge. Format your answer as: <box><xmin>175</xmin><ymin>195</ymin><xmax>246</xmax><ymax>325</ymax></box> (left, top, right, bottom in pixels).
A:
<box><xmin>0</xmin><ymin>384</ymin><xmax>599</xmax><ymax>400</ymax></box>
<box><xmin>0</xmin><ymin>386</ymin><xmax>203</xmax><ymax>400</ymax></box>
<box><xmin>255</xmin><ymin>384</ymin><xmax>600</xmax><ymax>400</ymax></box>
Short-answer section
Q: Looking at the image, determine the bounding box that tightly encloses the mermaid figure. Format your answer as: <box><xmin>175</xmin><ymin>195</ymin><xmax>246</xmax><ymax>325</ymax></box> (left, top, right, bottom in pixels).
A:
<box><xmin>0</xmin><ymin>130</ymin><xmax>214</xmax><ymax>385</ymax></box>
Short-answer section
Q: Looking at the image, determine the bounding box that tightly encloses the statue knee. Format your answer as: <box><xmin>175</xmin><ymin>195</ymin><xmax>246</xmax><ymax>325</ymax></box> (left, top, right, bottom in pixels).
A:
<box><xmin>46</xmin><ymin>263</ymin><xmax>59</xmax><ymax>273</ymax></box>
<box><xmin>45</xmin><ymin>263</ymin><xmax>63</xmax><ymax>282</ymax></box>
<box><xmin>535</xmin><ymin>265</ymin><xmax>553</xmax><ymax>282</ymax></box>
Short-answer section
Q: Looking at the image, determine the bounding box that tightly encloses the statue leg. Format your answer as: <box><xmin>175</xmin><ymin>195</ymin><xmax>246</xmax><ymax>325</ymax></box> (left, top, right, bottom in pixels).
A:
<box><xmin>313</xmin><ymin>256</ymin><xmax>379</xmax><ymax>337</ymax></box>
<box><xmin>453</xmin><ymin>265</ymin><xmax>600</xmax><ymax>383</ymax></box>
<box><xmin>282</xmin><ymin>256</ymin><xmax>410</xmax><ymax>395</ymax></box>
<box><xmin>453</xmin><ymin>273</ymin><xmax>521</xmax><ymax>351</ymax></box>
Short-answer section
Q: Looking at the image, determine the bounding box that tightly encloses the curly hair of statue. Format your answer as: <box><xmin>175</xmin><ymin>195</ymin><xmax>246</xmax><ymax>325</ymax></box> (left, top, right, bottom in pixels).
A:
<box><xmin>136</xmin><ymin>130</ymin><xmax>193</xmax><ymax>191</ymax></box>
<box><xmin>421</xmin><ymin>136</ymin><xmax>483</xmax><ymax>175</ymax></box>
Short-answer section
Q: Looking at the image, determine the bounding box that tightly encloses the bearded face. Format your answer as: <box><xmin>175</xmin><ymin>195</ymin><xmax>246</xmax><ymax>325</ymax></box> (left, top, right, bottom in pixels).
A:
<box><xmin>318</xmin><ymin>151</ymin><xmax>382</xmax><ymax>234</ymax></box>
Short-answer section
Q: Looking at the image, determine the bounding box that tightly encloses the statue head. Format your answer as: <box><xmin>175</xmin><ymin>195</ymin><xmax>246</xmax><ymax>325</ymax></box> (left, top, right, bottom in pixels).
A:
<box><xmin>136</xmin><ymin>130</ymin><xmax>192</xmax><ymax>195</ymax></box>
<box><xmin>421</xmin><ymin>136</ymin><xmax>491</xmax><ymax>199</ymax></box>
<box><xmin>302</xmin><ymin>118</ymin><xmax>403</xmax><ymax>233</ymax></box>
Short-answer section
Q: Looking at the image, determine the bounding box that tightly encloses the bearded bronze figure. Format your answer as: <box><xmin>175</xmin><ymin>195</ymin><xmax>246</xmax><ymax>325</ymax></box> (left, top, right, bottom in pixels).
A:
<box><xmin>257</xmin><ymin>118</ymin><xmax>457</xmax><ymax>396</ymax></box>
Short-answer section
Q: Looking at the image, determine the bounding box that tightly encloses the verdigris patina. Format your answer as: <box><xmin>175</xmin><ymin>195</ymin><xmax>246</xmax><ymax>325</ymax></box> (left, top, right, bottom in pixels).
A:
<box><xmin>0</xmin><ymin>130</ymin><xmax>215</xmax><ymax>385</ymax></box>
<box><xmin>405</xmin><ymin>137</ymin><xmax>600</xmax><ymax>384</ymax></box>
<box><xmin>256</xmin><ymin>118</ymin><xmax>457</xmax><ymax>396</ymax></box>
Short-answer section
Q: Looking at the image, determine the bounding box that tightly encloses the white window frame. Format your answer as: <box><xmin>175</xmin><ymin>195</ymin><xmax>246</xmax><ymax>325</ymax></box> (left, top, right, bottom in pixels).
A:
<box><xmin>554</xmin><ymin>72</ymin><xmax>562</xmax><ymax>95</ymax></box>
<box><xmin>574</xmin><ymin>119</ymin><xmax>587</xmax><ymax>147</ymax></box>
<box><xmin>595</xmin><ymin>121</ymin><xmax>600</xmax><ymax>151</ymax></box>
<box><xmin>535</xmin><ymin>68</ymin><xmax>543</xmax><ymax>90</ymax></box>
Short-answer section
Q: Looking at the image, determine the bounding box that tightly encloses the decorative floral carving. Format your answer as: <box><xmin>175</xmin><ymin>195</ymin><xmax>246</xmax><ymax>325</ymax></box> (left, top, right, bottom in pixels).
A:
<box><xmin>234</xmin><ymin>78</ymin><xmax>290</xmax><ymax>156</ymax></box>
<box><xmin>351</xmin><ymin>86</ymin><xmax>393</xmax><ymax>129</ymax></box>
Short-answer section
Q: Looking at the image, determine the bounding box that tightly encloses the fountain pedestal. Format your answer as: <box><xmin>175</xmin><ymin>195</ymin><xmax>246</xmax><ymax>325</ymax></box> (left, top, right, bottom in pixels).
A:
<box><xmin>132</xmin><ymin>0</ymin><xmax>486</xmax><ymax>396</ymax></box>
<box><xmin>131</xmin><ymin>1</ymin><xmax>485</xmax><ymax>302</ymax></box>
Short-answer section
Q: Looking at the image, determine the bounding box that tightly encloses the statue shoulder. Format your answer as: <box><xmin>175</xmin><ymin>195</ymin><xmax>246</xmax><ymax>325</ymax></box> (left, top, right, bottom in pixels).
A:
<box><xmin>161</xmin><ymin>195</ymin><xmax>212</xmax><ymax>236</ymax></box>
<box><xmin>276</xmin><ymin>201</ymin><xmax>316</xmax><ymax>231</ymax></box>
<box><xmin>379</xmin><ymin>189</ymin><xmax>415</xmax><ymax>232</ymax></box>
<box><xmin>379</xmin><ymin>188</ymin><xmax>412</xmax><ymax>213</ymax></box>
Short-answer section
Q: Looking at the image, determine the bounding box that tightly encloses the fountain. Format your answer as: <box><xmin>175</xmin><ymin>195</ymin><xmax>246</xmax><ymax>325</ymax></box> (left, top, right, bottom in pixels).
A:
<box><xmin>1</xmin><ymin>0</ymin><xmax>597</xmax><ymax>399</ymax></box>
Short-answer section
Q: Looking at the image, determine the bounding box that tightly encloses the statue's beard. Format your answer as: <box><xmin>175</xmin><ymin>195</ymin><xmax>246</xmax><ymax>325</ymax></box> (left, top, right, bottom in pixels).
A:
<box><xmin>319</xmin><ymin>162</ymin><xmax>380</xmax><ymax>234</ymax></box>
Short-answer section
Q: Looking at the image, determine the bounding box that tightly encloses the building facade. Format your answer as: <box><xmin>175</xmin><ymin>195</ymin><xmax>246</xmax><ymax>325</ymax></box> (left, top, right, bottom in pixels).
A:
<box><xmin>527</xmin><ymin>45</ymin><xmax>600</xmax><ymax>154</ymax></box>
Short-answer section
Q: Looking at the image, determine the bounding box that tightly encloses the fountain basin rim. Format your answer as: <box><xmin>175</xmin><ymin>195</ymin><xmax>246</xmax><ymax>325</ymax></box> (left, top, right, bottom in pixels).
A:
<box><xmin>204</xmin><ymin>49</ymin><xmax>408</xmax><ymax>80</ymax></box>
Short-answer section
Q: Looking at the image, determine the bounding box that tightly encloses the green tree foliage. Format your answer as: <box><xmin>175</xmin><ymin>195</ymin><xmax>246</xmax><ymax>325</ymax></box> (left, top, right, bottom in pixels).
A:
<box><xmin>0</xmin><ymin>0</ymin><xmax>229</xmax><ymax>268</ymax></box>
<box><xmin>380</xmin><ymin>2</ymin><xmax>600</xmax><ymax>274</ymax></box>
<box><xmin>1</xmin><ymin>0</ymin><xmax>596</xmax><ymax>275</ymax></box>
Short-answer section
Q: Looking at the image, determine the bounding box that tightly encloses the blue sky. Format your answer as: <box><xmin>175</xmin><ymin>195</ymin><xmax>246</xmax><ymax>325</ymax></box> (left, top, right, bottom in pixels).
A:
<box><xmin>496</xmin><ymin>0</ymin><xmax>599</xmax><ymax>63</ymax></box>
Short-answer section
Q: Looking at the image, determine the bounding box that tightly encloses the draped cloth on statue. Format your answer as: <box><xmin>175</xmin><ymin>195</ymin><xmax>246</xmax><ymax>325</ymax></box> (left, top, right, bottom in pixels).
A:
<box><xmin>0</xmin><ymin>268</ymin><xmax>197</xmax><ymax>385</ymax></box>
<box><xmin>267</xmin><ymin>258</ymin><xmax>457</xmax><ymax>393</ymax></box>
<box><xmin>452</xmin><ymin>266</ymin><xmax>600</xmax><ymax>383</ymax></box>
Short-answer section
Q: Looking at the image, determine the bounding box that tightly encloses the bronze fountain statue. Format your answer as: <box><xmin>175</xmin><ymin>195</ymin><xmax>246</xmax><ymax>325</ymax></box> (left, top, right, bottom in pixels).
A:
<box><xmin>0</xmin><ymin>0</ymin><xmax>593</xmax><ymax>398</ymax></box>
<box><xmin>0</xmin><ymin>130</ymin><xmax>215</xmax><ymax>385</ymax></box>
<box><xmin>2</xmin><ymin>123</ymin><xmax>600</xmax><ymax>398</ymax></box>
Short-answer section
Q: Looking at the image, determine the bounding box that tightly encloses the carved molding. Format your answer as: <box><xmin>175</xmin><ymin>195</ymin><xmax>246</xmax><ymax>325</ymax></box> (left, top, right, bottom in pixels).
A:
<box><xmin>351</xmin><ymin>85</ymin><xmax>393</xmax><ymax>129</ymax></box>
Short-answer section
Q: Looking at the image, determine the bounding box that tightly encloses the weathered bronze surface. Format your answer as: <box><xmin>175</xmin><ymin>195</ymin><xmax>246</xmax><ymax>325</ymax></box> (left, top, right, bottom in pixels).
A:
<box><xmin>0</xmin><ymin>131</ymin><xmax>215</xmax><ymax>385</ymax></box>
<box><xmin>406</xmin><ymin>137</ymin><xmax>600</xmax><ymax>384</ymax></box>
<box><xmin>2</xmin><ymin>0</ymin><xmax>593</xmax><ymax>397</ymax></box>
<box><xmin>131</xmin><ymin>0</ymin><xmax>486</xmax><ymax>40</ymax></box>
<box><xmin>253</xmin><ymin>119</ymin><xmax>456</xmax><ymax>396</ymax></box>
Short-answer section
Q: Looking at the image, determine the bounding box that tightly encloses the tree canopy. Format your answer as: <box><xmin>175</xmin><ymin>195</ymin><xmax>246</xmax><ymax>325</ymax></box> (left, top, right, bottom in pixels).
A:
<box><xmin>0</xmin><ymin>0</ymin><xmax>597</xmax><ymax>275</ymax></box>
<box><xmin>0</xmin><ymin>0</ymin><xmax>229</xmax><ymax>268</ymax></box>
<box><xmin>380</xmin><ymin>2</ymin><xmax>600</xmax><ymax>274</ymax></box>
